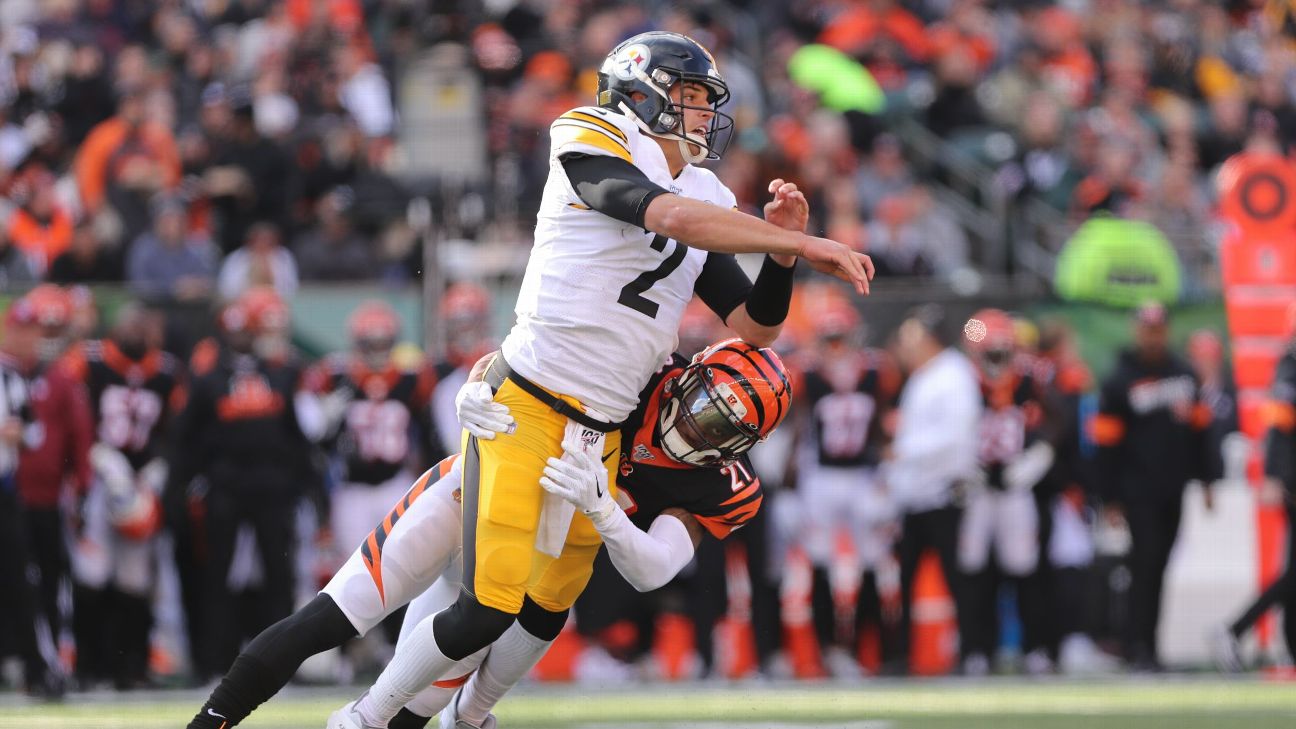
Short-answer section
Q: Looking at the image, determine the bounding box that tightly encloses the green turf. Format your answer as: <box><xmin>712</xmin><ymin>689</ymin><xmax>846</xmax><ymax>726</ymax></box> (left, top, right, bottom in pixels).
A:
<box><xmin>1</xmin><ymin>679</ymin><xmax>1293</xmax><ymax>729</ymax></box>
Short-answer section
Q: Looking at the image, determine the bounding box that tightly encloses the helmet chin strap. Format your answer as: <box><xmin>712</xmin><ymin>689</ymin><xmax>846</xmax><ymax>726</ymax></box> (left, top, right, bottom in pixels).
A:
<box><xmin>616</xmin><ymin>91</ymin><xmax>712</xmax><ymax>166</ymax></box>
<box><xmin>678</xmin><ymin>134</ymin><xmax>708</xmax><ymax>164</ymax></box>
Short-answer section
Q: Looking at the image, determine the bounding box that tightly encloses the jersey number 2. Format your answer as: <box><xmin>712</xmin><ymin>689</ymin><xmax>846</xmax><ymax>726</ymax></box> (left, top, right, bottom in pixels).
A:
<box><xmin>618</xmin><ymin>235</ymin><xmax>686</xmax><ymax>319</ymax></box>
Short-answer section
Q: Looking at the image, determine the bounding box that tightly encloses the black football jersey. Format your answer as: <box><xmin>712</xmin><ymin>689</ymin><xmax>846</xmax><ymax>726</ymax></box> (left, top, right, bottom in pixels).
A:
<box><xmin>614</xmin><ymin>354</ymin><xmax>763</xmax><ymax>540</ymax></box>
<box><xmin>72</xmin><ymin>340</ymin><xmax>180</xmax><ymax>470</ymax></box>
<box><xmin>306</xmin><ymin>353</ymin><xmax>436</xmax><ymax>485</ymax></box>
<box><xmin>977</xmin><ymin>365</ymin><xmax>1044</xmax><ymax>486</ymax></box>
<box><xmin>801</xmin><ymin>350</ymin><xmax>890</xmax><ymax>468</ymax></box>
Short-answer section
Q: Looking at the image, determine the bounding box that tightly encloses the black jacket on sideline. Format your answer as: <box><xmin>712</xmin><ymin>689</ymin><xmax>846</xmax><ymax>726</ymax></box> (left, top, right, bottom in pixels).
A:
<box><xmin>1092</xmin><ymin>348</ymin><xmax>1210</xmax><ymax>506</ymax></box>
<box><xmin>1263</xmin><ymin>346</ymin><xmax>1296</xmax><ymax>495</ymax></box>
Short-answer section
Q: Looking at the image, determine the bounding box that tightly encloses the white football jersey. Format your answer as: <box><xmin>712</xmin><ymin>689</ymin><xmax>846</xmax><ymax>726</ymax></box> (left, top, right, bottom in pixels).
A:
<box><xmin>500</xmin><ymin>105</ymin><xmax>737</xmax><ymax>420</ymax></box>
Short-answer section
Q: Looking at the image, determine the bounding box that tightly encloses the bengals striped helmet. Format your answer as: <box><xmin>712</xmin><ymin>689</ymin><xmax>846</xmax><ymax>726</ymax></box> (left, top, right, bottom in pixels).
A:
<box><xmin>349</xmin><ymin>300</ymin><xmax>401</xmax><ymax>369</ymax></box>
<box><xmin>658</xmin><ymin>338</ymin><xmax>792</xmax><ymax>467</ymax></box>
<box><xmin>964</xmin><ymin>308</ymin><xmax>1016</xmax><ymax>378</ymax></box>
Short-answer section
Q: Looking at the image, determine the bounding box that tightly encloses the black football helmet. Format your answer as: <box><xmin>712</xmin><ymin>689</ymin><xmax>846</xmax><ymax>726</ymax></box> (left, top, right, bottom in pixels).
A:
<box><xmin>597</xmin><ymin>31</ymin><xmax>734</xmax><ymax>163</ymax></box>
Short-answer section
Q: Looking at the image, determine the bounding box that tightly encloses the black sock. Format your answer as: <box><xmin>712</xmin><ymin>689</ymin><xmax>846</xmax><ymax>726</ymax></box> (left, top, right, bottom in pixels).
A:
<box><xmin>187</xmin><ymin>595</ymin><xmax>357</xmax><ymax>728</ymax></box>
<box><xmin>390</xmin><ymin>708</ymin><xmax>434</xmax><ymax>729</ymax></box>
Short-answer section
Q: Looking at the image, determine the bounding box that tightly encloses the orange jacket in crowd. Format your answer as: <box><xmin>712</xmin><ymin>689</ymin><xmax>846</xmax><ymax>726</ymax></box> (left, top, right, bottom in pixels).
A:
<box><xmin>73</xmin><ymin>117</ymin><xmax>181</xmax><ymax>213</ymax></box>
<box><xmin>5</xmin><ymin>207</ymin><xmax>73</xmax><ymax>274</ymax></box>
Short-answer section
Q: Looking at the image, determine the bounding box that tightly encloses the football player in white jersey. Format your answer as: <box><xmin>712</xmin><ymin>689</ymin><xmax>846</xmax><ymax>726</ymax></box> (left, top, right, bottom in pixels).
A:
<box><xmin>331</xmin><ymin>31</ymin><xmax>872</xmax><ymax>729</ymax></box>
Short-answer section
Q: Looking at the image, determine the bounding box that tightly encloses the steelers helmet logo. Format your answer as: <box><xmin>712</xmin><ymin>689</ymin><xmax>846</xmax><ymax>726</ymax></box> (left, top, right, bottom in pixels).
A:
<box><xmin>612</xmin><ymin>43</ymin><xmax>651</xmax><ymax>81</ymax></box>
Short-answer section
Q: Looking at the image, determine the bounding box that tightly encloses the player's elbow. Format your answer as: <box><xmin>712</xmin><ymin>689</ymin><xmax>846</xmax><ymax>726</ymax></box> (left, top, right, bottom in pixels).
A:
<box><xmin>628</xmin><ymin>574</ymin><xmax>670</xmax><ymax>593</ymax></box>
<box><xmin>644</xmin><ymin>195</ymin><xmax>699</xmax><ymax>242</ymax></box>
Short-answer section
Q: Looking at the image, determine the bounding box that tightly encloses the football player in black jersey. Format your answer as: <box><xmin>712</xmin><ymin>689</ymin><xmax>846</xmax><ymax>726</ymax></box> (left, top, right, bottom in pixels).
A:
<box><xmin>959</xmin><ymin>309</ymin><xmax>1068</xmax><ymax>675</ymax></box>
<box><xmin>188</xmin><ymin>339</ymin><xmax>790</xmax><ymax>729</ymax></box>
<box><xmin>788</xmin><ymin>300</ymin><xmax>900</xmax><ymax>677</ymax></box>
<box><xmin>304</xmin><ymin>301</ymin><xmax>441</xmax><ymax>572</ymax></box>
<box><xmin>170</xmin><ymin>287</ymin><xmax>323</xmax><ymax>683</ymax></box>
<box><xmin>64</xmin><ymin>302</ymin><xmax>183</xmax><ymax>688</ymax></box>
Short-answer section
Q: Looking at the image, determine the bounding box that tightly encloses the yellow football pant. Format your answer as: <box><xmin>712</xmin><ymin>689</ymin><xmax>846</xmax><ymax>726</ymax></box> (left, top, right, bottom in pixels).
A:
<box><xmin>460</xmin><ymin>375</ymin><xmax>619</xmax><ymax>614</ymax></box>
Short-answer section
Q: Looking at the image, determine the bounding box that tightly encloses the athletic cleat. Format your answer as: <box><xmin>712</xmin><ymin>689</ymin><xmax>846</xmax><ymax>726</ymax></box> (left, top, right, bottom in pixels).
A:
<box><xmin>824</xmin><ymin>646</ymin><xmax>863</xmax><ymax>679</ymax></box>
<box><xmin>327</xmin><ymin>698</ymin><xmax>383</xmax><ymax>729</ymax></box>
<box><xmin>961</xmin><ymin>652</ymin><xmax>991</xmax><ymax>677</ymax></box>
<box><xmin>438</xmin><ymin>688</ymin><xmax>497</xmax><ymax>729</ymax></box>
<box><xmin>1208</xmin><ymin>625</ymin><xmax>1244</xmax><ymax>673</ymax></box>
<box><xmin>1023</xmin><ymin>648</ymin><xmax>1055</xmax><ymax>676</ymax></box>
<box><xmin>1057</xmin><ymin>634</ymin><xmax>1119</xmax><ymax>675</ymax></box>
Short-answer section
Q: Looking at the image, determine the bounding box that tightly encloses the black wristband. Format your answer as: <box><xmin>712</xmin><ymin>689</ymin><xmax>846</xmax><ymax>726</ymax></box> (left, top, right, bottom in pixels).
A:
<box><xmin>744</xmin><ymin>255</ymin><xmax>796</xmax><ymax>326</ymax></box>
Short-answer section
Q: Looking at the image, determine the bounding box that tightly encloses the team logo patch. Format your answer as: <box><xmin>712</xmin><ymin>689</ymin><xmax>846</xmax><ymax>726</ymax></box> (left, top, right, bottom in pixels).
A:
<box><xmin>613</xmin><ymin>43</ymin><xmax>651</xmax><ymax>81</ymax></box>
<box><xmin>714</xmin><ymin>382</ymin><xmax>748</xmax><ymax>418</ymax></box>
<box><xmin>633</xmin><ymin>443</ymin><xmax>654</xmax><ymax>462</ymax></box>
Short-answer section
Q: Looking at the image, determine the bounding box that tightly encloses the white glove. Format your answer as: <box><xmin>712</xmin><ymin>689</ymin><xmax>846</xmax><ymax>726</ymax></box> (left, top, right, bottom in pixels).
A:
<box><xmin>138</xmin><ymin>457</ymin><xmax>169</xmax><ymax>494</ymax></box>
<box><xmin>455</xmin><ymin>380</ymin><xmax>514</xmax><ymax>440</ymax></box>
<box><xmin>539</xmin><ymin>444</ymin><xmax>616</xmax><ymax>527</ymax></box>
<box><xmin>319</xmin><ymin>389</ymin><xmax>354</xmax><ymax>432</ymax></box>
<box><xmin>90</xmin><ymin>443</ymin><xmax>135</xmax><ymax>497</ymax></box>
<box><xmin>1003</xmin><ymin>442</ymin><xmax>1055</xmax><ymax>492</ymax></box>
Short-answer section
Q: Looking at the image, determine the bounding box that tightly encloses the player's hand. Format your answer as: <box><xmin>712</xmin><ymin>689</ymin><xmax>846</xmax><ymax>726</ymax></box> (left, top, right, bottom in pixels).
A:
<box><xmin>540</xmin><ymin>445</ymin><xmax>616</xmax><ymax>526</ymax></box>
<box><xmin>0</xmin><ymin>417</ymin><xmax>22</xmax><ymax>446</ymax></box>
<box><xmin>1003</xmin><ymin>442</ymin><xmax>1054</xmax><ymax>492</ymax></box>
<box><xmin>317</xmin><ymin>389</ymin><xmax>354</xmax><ymax>431</ymax></box>
<box><xmin>1260</xmin><ymin>477</ymin><xmax>1287</xmax><ymax>506</ymax></box>
<box><xmin>764</xmin><ymin>179</ymin><xmax>809</xmax><ymax>234</ymax></box>
<box><xmin>796</xmin><ymin>235</ymin><xmax>874</xmax><ymax>295</ymax></box>
<box><xmin>1101</xmin><ymin>503</ymin><xmax>1126</xmax><ymax>529</ymax></box>
<box><xmin>455</xmin><ymin>380</ymin><xmax>514</xmax><ymax>440</ymax></box>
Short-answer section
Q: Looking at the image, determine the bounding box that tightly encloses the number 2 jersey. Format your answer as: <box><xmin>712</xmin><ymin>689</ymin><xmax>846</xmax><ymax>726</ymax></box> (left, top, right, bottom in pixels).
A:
<box><xmin>65</xmin><ymin>340</ymin><xmax>182</xmax><ymax>470</ymax></box>
<box><xmin>501</xmin><ymin>105</ymin><xmax>738</xmax><ymax>420</ymax></box>
<box><xmin>614</xmin><ymin>353</ymin><xmax>763</xmax><ymax>539</ymax></box>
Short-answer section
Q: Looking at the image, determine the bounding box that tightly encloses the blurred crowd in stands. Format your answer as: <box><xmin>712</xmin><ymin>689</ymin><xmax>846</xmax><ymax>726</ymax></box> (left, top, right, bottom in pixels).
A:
<box><xmin>0</xmin><ymin>0</ymin><xmax>1291</xmax><ymax>290</ymax></box>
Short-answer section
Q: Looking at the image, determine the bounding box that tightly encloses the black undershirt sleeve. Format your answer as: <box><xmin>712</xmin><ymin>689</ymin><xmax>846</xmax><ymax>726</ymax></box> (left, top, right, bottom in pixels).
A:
<box><xmin>560</xmin><ymin>153</ymin><xmax>670</xmax><ymax>229</ymax></box>
<box><xmin>693</xmin><ymin>251</ymin><xmax>753</xmax><ymax>323</ymax></box>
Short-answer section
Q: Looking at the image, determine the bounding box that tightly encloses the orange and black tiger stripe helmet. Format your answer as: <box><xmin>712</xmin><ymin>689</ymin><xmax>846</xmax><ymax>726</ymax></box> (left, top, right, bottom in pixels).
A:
<box><xmin>659</xmin><ymin>338</ymin><xmax>792</xmax><ymax>467</ymax></box>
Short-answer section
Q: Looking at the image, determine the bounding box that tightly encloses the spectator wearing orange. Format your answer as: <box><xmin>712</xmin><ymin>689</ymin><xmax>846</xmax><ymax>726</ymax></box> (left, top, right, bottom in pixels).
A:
<box><xmin>818</xmin><ymin>0</ymin><xmax>930</xmax><ymax>88</ymax></box>
<box><xmin>73</xmin><ymin>90</ymin><xmax>181</xmax><ymax>241</ymax></box>
<box><xmin>1070</xmin><ymin>140</ymin><xmax>1146</xmax><ymax>219</ymax></box>
<box><xmin>4</xmin><ymin>166</ymin><xmax>73</xmax><ymax>277</ymax></box>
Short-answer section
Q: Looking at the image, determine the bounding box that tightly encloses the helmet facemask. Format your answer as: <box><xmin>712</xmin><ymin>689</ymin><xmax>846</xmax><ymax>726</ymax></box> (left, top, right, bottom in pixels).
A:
<box><xmin>657</xmin><ymin>363</ymin><xmax>761</xmax><ymax>468</ymax></box>
<box><xmin>979</xmin><ymin>346</ymin><xmax>1014</xmax><ymax>381</ymax></box>
<box><xmin>356</xmin><ymin>335</ymin><xmax>395</xmax><ymax>371</ymax></box>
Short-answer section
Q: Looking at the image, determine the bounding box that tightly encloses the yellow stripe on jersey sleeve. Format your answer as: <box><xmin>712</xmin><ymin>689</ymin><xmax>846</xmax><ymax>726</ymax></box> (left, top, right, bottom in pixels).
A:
<box><xmin>551</xmin><ymin>122</ymin><xmax>632</xmax><ymax>163</ymax></box>
<box><xmin>561</xmin><ymin>110</ymin><xmax>629</xmax><ymax>143</ymax></box>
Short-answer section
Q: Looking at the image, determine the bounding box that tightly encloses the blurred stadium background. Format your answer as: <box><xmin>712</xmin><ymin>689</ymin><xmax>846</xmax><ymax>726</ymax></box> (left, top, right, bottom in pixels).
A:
<box><xmin>2</xmin><ymin>0</ymin><xmax>1296</xmax><ymax>726</ymax></box>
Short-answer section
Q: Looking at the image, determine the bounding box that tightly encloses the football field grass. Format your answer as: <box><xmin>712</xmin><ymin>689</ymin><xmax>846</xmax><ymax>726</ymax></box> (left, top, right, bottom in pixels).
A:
<box><xmin>2</xmin><ymin>677</ymin><xmax>1294</xmax><ymax>729</ymax></box>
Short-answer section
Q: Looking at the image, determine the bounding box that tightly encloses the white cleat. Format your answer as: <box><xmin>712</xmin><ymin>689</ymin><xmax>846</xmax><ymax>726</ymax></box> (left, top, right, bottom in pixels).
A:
<box><xmin>327</xmin><ymin>698</ymin><xmax>383</xmax><ymax>729</ymax></box>
<box><xmin>1208</xmin><ymin>625</ymin><xmax>1244</xmax><ymax>673</ymax></box>
<box><xmin>1057</xmin><ymin>634</ymin><xmax>1120</xmax><ymax>676</ymax></box>
<box><xmin>824</xmin><ymin>647</ymin><xmax>863</xmax><ymax>679</ymax></box>
<box><xmin>438</xmin><ymin>688</ymin><xmax>498</xmax><ymax>729</ymax></box>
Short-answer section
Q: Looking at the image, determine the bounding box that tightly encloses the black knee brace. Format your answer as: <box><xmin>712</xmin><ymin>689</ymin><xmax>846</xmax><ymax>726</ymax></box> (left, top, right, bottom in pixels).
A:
<box><xmin>517</xmin><ymin>596</ymin><xmax>569</xmax><ymax>642</ymax></box>
<box><xmin>432</xmin><ymin>591</ymin><xmax>516</xmax><ymax>660</ymax></box>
